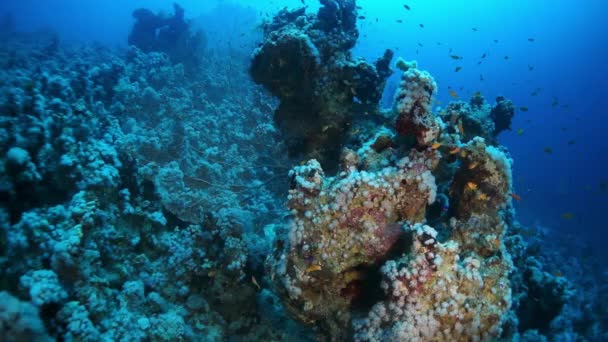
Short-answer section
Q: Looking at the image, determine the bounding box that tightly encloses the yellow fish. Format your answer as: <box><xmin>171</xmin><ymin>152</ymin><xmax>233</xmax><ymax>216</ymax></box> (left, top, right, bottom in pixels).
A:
<box><xmin>449</xmin><ymin>147</ymin><xmax>460</xmax><ymax>155</ymax></box>
<box><xmin>478</xmin><ymin>193</ymin><xmax>488</xmax><ymax>201</ymax></box>
<box><xmin>306</xmin><ymin>264</ymin><xmax>322</xmax><ymax>273</ymax></box>
<box><xmin>431</xmin><ymin>142</ymin><xmax>442</xmax><ymax>150</ymax></box>
<box><xmin>466</xmin><ymin>182</ymin><xmax>478</xmax><ymax>191</ymax></box>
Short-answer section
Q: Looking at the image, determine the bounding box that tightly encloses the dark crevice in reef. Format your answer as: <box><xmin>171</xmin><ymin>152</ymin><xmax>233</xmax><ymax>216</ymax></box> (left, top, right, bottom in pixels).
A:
<box><xmin>345</xmin><ymin>232</ymin><xmax>413</xmax><ymax>314</ymax></box>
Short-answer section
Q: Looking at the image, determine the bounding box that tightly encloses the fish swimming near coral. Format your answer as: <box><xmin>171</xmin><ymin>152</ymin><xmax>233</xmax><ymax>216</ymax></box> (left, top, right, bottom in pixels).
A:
<box><xmin>449</xmin><ymin>147</ymin><xmax>461</xmax><ymax>154</ymax></box>
<box><xmin>519</xmin><ymin>107</ymin><xmax>529</xmax><ymax>112</ymax></box>
<box><xmin>466</xmin><ymin>182</ymin><xmax>478</xmax><ymax>191</ymax></box>
<box><xmin>510</xmin><ymin>193</ymin><xmax>522</xmax><ymax>201</ymax></box>
<box><xmin>449</xmin><ymin>89</ymin><xmax>458</xmax><ymax>99</ymax></box>
<box><xmin>457</xmin><ymin>119</ymin><xmax>465</xmax><ymax>136</ymax></box>
<box><xmin>305</xmin><ymin>264</ymin><xmax>322</xmax><ymax>273</ymax></box>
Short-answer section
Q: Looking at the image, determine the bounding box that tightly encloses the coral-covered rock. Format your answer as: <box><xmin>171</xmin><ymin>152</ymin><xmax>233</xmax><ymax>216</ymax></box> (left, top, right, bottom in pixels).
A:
<box><xmin>439</xmin><ymin>95</ymin><xmax>515</xmax><ymax>144</ymax></box>
<box><xmin>354</xmin><ymin>224</ymin><xmax>512</xmax><ymax>341</ymax></box>
<box><xmin>269</xmin><ymin>147</ymin><xmax>438</xmax><ymax>338</ymax></box>
<box><xmin>394</xmin><ymin>61</ymin><xmax>442</xmax><ymax>147</ymax></box>
<box><xmin>250</xmin><ymin>2</ymin><xmax>393</xmax><ymax>170</ymax></box>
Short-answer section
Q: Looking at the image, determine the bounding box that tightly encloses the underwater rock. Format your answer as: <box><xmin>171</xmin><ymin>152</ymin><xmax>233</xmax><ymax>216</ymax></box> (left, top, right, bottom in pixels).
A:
<box><xmin>394</xmin><ymin>62</ymin><xmax>441</xmax><ymax>147</ymax></box>
<box><xmin>439</xmin><ymin>95</ymin><xmax>515</xmax><ymax>144</ymax></box>
<box><xmin>250</xmin><ymin>1</ymin><xmax>393</xmax><ymax>171</ymax></box>
<box><xmin>128</xmin><ymin>3</ymin><xmax>206</xmax><ymax>71</ymax></box>
<box><xmin>269</xmin><ymin>149</ymin><xmax>438</xmax><ymax>338</ymax></box>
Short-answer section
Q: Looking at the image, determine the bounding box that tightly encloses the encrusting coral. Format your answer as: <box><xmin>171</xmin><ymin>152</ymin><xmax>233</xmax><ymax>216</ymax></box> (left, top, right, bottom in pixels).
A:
<box><xmin>266</xmin><ymin>53</ymin><xmax>516</xmax><ymax>340</ymax></box>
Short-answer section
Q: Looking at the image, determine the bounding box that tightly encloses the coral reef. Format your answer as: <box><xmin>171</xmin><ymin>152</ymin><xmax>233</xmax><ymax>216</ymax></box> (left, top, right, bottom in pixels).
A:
<box><xmin>0</xmin><ymin>2</ymin><xmax>605</xmax><ymax>341</ymax></box>
<box><xmin>0</xmin><ymin>25</ymin><xmax>302</xmax><ymax>341</ymax></box>
<box><xmin>250</xmin><ymin>1</ymin><xmax>393</xmax><ymax>171</ymax></box>
<box><xmin>267</xmin><ymin>56</ymin><xmax>516</xmax><ymax>340</ymax></box>
<box><xmin>438</xmin><ymin>93</ymin><xmax>515</xmax><ymax>144</ymax></box>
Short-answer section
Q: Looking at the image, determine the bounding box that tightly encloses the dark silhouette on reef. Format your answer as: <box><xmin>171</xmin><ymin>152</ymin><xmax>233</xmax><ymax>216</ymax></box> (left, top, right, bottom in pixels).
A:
<box><xmin>128</xmin><ymin>3</ymin><xmax>206</xmax><ymax>71</ymax></box>
<box><xmin>250</xmin><ymin>0</ymin><xmax>393</xmax><ymax>172</ymax></box>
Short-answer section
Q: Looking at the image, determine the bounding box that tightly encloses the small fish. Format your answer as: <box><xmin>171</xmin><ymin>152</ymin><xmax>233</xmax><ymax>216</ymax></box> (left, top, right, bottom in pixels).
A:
<box><xmin>543</xmin><ymin>147</ymin><xmax>553</xmax><ymax>154</ymax></box>
<box><xmin>419</xmin><ymin>24</ymin><xmax>424</xmax><ymax>28</ymax></box>
<box><xmin>449</xmin><ymin>89</ymin><xmax>458</xmax><ymax>99</ymax></box>
<box><xmin>454</xmin><ymin>66</ymin><xmax>462</xmax><ymax>72</ymax></box>
<box><xmin>396</xmin><ymin>19</ymin><xmax>403</xmax><ymax>23</ymax></box>
<box><xmin>528</xmin><ymin>38</ymin><xmax>535</xmax><ymax>42</ymax></box>
<box><xmin>561</xmin><ymin>127</ymin><xmax>568</xmax><ymax>132</ymax></box>
<box><xmin>480</xmin><ymin>74</ymin><xmax>484</xmax><ymax>81</ymax></box>
<box><xmin>504</xmin><ymin>56</ymin><xmax>510</xmax><ymax>60</ymax></box>
<box><xmin>554</xmin><ymin>271</ymin><xmax>563</xmax><ymax>277</ymax></box>
<box><xmin>450</xmin><ymin>55</ymin><xmax>462</xmax><ymax>60</ymax></box>
<box><xmin>528</xmin><ymin>65</ymin><xmax>534</xmax><ymax>71</ymax></box>
<box><xmin>252</xmin><ymin>276</ymin><xmax>261</xmax><ymax>291</ymax></box>
<box><xmin>457</xmin><ymin>119</ymin><xmax>465</xmax><ymax>136</ymax></box>
<box><xmin>516</xmin><ymin>128</ymin><xmax>524</xmax><ymax>136</ymax></box>
<box><xmin>567</xmin><ymin>140</ymin><xmax>575</xmax><ymax>145</ymax></box>
<box><xmin>468</xmin><ymin>162</ymin><xmax>478</xmax><ymax>170</ymax></box>
<box><xmin>552</xmin><ymin>97</ymin><xmax>559</xmax><ymax>107</ymax></box>
<box><xmin>404</xmin><ymin>4</ymin><xmax>411</xmax><ymax>10</ymax></box>
<box><xmin>460</xmin><ymin>150</ymin><xmax>467</xmax><ymax>158</ymax></box>
<box><xmin>431</xmin><ymin>142</ymin><xmax>442</xmax><ymax>150</ymax></box>
<box><xmin>561</xmin><ymin>212</ymin><xmax>573</xmax><ymax>220</ymax></box>
<box><xmin>472</xmin><ymin>27</ymin><xmax>478</xmax><ymax>31</ymax></box>
<box><xmin>519</xmin><ymin>106</ymin><xmax>529</xmax><ymax>112</ymax></box>
<box><xmin>494</xmin><ymin>39</ymin><xmax>499</xmax><ymax>43</ymax></box>
<box><xmin>418</xmin><ymin>42</ymin><xmax>423</xmax><ymax>47</ymax></box>
<box><xmin>356</xmin><ymin>5</ymin><xmax>362</xmax><ymax>9</ymax></box>
<box><xmin>509</xmin><ymin>193</ymin><xmax>522</xmax><ymax>201</ymax></box>
<box><xmin>478</xmin><ymin>193</ymin><xmax>488</xmax><ymax>201</ymax></box>
<box><xmin>449</xmin><ymin>147</ymin><xmax>461</xmax><ymax>155</ymax></box>
<box><xmin>466</xmin><ymin>182</ymin><xmax>478</xmax><ymax>191</ymax></box>
<box><xmin>358</xmin><ymin>15</ymin><xmax>366</xmax><ymax>19</ymax></box>
<box><xmin>305</xmin><ymin>264</ymin><xmax>322</xmax><ymax>273</ymax></box>
<box><xmin>481</xmin><ymin>53</ymin><xmax>486</xmax><ymax>59</ymax></box>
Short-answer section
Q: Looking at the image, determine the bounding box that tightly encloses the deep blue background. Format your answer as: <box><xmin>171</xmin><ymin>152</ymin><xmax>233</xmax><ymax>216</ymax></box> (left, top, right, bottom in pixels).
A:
<box><xmin>1</xmin><ymin>0</ymin><xmax>606</xmax><ymax>260</ymax></box>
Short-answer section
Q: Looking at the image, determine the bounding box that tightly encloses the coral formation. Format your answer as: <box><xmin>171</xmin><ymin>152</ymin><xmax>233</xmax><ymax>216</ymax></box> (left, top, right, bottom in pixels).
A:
<box><xmin>250</xmin><ymin>0</ymin><xmax>393</xmax><ymax>170</ymax></box>
<box><xmin>438</xmin><ymin>93</ymin><xmax>515</xmax><ymax>144</ymax></box>
<box><xmin>128</xmin><ymin>3</ymin><xmax>206</xmax><ymax>70</ymax></box>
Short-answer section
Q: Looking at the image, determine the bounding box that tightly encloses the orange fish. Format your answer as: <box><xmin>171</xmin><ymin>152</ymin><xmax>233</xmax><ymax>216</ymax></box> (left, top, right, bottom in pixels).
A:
<box><xmin>478</xmin><ymin>193</ymin><xmax>488</xmax><ymax>201</ymax></box>
<box><xmin>305</xmin><ymin>264</ymin><xmax>322</xmax><ymax>273</ymax></box>
<box><xmin>466</xmin><ymin>182</ymin><xmax>478</xmax><ymax>191</ymax></box>
<box><xmin>468</xmin><ymin>162</ymin><xmax>478</xmax><ymax>170</ymax></box>
<box><xmin>431</xmin><ymin>142</ymin><xmax>442</xmax><ymax>150</ymax></box>
<box><xmin>457</xmin><ymin>119</ymin><xmax>465</xmax><ymax>136</ymax></box>
<box><xmin>449</xmin><ymin>89</ymin><xmax>458</xmax><ymax>99</ymax></box>
<box><xmin>449</xmin><ymin>147</ymin><xmax>460</xmax><ymax>154</ymax></box>
<box><xmin>509</xmin><ymin>193</ymin><xmax>522</xmax><ymax>201</ymax></box>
